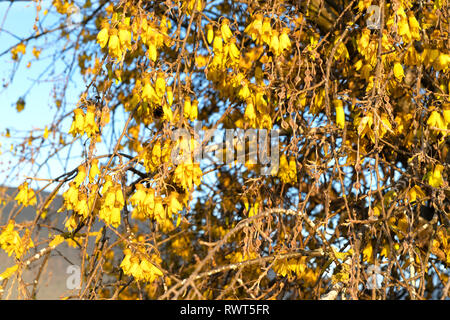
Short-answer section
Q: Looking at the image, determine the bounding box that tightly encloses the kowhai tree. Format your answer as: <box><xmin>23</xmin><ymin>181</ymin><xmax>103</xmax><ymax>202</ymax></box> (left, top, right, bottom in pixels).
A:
<box><xmin>0</xmin><ymin>0</ymin><xmax>449</xmax><ymax>300</ymax></box>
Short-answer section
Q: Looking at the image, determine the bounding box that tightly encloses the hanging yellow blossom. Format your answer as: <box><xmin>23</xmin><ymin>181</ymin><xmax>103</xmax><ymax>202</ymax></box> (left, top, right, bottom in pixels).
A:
<box><xmin>15</xmin><ymin>182</ymin><xmax>37</xmax><ymax>207</ymax></box>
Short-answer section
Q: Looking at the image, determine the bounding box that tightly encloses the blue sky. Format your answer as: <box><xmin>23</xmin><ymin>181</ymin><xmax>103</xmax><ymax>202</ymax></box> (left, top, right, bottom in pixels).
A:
<box><xmin>0</xmin><ymin>1</ymin><xmax>88</xmax><ymax>188</ymax></box>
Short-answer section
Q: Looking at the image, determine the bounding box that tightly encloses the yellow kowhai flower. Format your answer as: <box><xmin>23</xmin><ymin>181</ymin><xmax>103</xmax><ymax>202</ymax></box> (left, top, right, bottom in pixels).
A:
<box><xmin>228</xmin><ymin>38</ymin><xmax>240</xmax><ymax>61</ymax></box>
<box><xmin>0</xmin><ymin>221</ymin><xmax>34</xmax><ymax>258</ymax></box>
<box><xmin>166</xmin><ymin>192</ymin><xmax>183</xmax><ymax>218</ymax></box>
<box><xmin>173</xmin><ymin>160</ymin><xmax>202</xmax><ymax>191</ymax></box>
<box><xmin>32</xmin><ymin>47</ymin><xmax>41</xmax><ymax>59</ymax></box>
<box><xmin>84</xmin><ymin>105</ymin><xmax>99</xmax><ymax>137</ymax></box>
<box><xmin>166</xmin><ymin>85</ymin><xmax>174</xmax><ymax>106</ymax></box>
<box><xmin>288</xmin><ymin>157</ymin><xmax>297</xmax><ymax>183</ymax></box>
<box><xmin>212</xmin><ymin>30</ymin><xmax>223</xmax><ymax>53</ymax></box>
<box><xmin>0</xmin><ymin>221</ymin><xmax>21</xmax><ymax>257</ymax></box>
<box><xmin>73</xmin><ymin>165</ymin><xmax>87</xmax><ymax>187</ymax></box>
<box><xmin>74</xmin><ymin>193</ymin><xmax>89</xmax><ymax>219</ymax></box>
<box><xmin>142</xmin><ymin>80</ymin><xmax>158</xmax><ymax>104</ymax></box>
<box><xmin>99</xmin><ymin>182</ymin><xmax>123</xmax><ymax>228</ymax></box>
<box><xmin>244</xmin><ymin>98</ymin><xmax>256</xmax><ymax>121</ymax></box>
<box><xmin>428</xmin><ymin>164</ymin><xmax>444</xmax><ymax>188</ymax></box>
<box><xmin>244</xmin><ymin>14</ymin><xmax>263</xmax><ymax>42</ymax></box>
<box><xmin>89</xmin><ymin>159</ymin><xmax>100</xmax><ymax>183</ymax></box>
<box><xmin>107</xmin><ymin>29</ymin><xmax>121</xmax><ymax>59</ymax></box>
<box><xmin>408</xmin><ymin>12</ymin><xmax>421</xmax><ymax>40</ymax></box>
<box><xmin>183</xmin><ymin>96</ymin><xmax>192</xmax><ymax>119</ymax></box>
<box><xmin>220</xmin><ymin>19</ymin><xmax>233</xmax><ymax>43</ymax></box>
<box><xmin>427</xmin><ymin>110</ymin><xmax>446</xmax><ymax>131</ymax></box>
<box><xmin>68</xmin><ymin>108</ymin><xmax>85</xmax><ymax>137</ymax></box>
<box><xmin>278</xmin><ymin>155</ymin><xmax>297</xmax><ymax>184</ymax></box>
<box><xmin>238</xmin><ymin>81</ymin><xmax>250</xmax><ymax>100</ymax></box>
<box><xmin>261</xmin><ymin>17</ymin><xmax>272</xmax><ymax>45</ymax></box>
<box><xmin>270</xmin><ymin>30</ymin><xmax>281</xmax><ymax>56</ymax></box>
<box><xmin>64</xmin><ymin>214</ymin><xmax>78</xmax><ymax>232</ymax></box>
<box><xmin>155</xmin><ymin>72</ymin><xmax>166</xmax><ymax>98</ymax></box>
<box><xmin>0</xmin><ymin>265</ymin><xmax>18</xmax><ymax>281</ymax></box>
<box><xmin>279</xmin><ymin>28</ymin><xmax>291</xmax><ymax>52</ymax></box>
<box><xmin>162</xmin><ymin>103</ymin><xmax>173</xmax><ymax>121</ymax></box>
<box><xmin>15</xmin><ymin>182</ymin><xmax>36</xmax><ymax>207</ymax></box>
<box><xmin>206</xmin><ymin>24</ymin><xmax>213</xmax><ymax>44</ymax></box>
<box><xmin>190</xmin><ymin>99</ymin><xmax>198</xmax><ymax>121</ymax></box>
<box><xmin>99</xmin><ymin>204</ymin><xmax>121</xmax><ymax>228</ymax></box>
<box><xmin>118</xmin><ymin>25</ymin><xmax>132</xmax><ymax>51</ymax></box>
<box><xmin>129</xmin><ymin>184</ymin><xmax>147</xmax><ymax>209</ymax></box>
<box><xmin>61</xmin><ymin>182</ymin><xmax>79</xmax><ymax>211</ymax></box>
<box><xmin>393</xmin><ymin>62</ymin><xmax>404</xmax><ymax>82</ymax></box>
<box><xmin>97</xmin><ymin>26</ymin><xmax>109</xmax><ymax>48</ymax></box>
<box><xmin>120</xmin><ymin>249</ymin><xmax>163</xmax><ymax>283</ymax></box>
<box><xmin>333</xmin><ymin>99</ymin><xmax>345</xmax><ymax>129</ymax></box>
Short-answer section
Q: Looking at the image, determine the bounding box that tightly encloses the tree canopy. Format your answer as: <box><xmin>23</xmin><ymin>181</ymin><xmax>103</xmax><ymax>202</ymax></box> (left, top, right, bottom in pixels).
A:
<box><xmin>0</xmin><ymin>0</ymin><xmax>449</xmax><ymax>300</ymax></box>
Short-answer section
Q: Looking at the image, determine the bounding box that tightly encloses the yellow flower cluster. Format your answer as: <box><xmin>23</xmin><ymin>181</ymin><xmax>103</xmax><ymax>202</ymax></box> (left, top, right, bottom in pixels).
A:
<box><xmin>52</xmin><ymin>0</ymin><xmax>74</xmax><ymax>15</ymax></box>
<box><xmin>131</xmin><ymin>15</ymin><xmax>171</xmax><ymax>62</ymax></box>
<box><xmin>171</xmin><ymin>236</ymin><xmax>192</xmax><ymax>260</ymax></box>
<box><xmin>15</xmin><ymin>182</ymin><xmax>36</xmax><ymax>207</ymax></box>
<box><xmin>243</xmin><ymin>197</ymin><xmax>261</xmax><ymax>217</ymax></box>
<box><xmin>120</xmin><ymin>249</ymin><xmax>163</xmax><ymax>283</ymax></box>
<box><xmin>173</xmin><ymin>158</ymin><xmax>203</xmax><ymax>191</ymax></box>
<box><xmin>386</xmin><ymin>6</ymin><xmax>421</xmax><ymax>43</ymax></box>
<box><xmin>61</xmin><ymin>164</ymin><xmax>101</xmax><ymax>229</ymax></box>
<box><xmin>98</xmin><ymin>176</ymin><xmax>124</xmax><ymax>228</ymax></box>
<box><xmin>130</xmin><ymin>184</ymin><xmax>185</xmax><ymax>225</ymax></box>
<box><xmin>130</xmin><ymin>73</ymin><xmax>175</xmax><ymax>123</ymax></box>
<box><xmin>207</xmin><ymin>19</ymin><xmax>241</xmax><ymax>68</ymax></box>
<box><xmin>183</xmin><ymin>96</ymin><xmax>198</xmax><ymax>121</ymax></box>
<box><xmin>181</xmin><ymin>0</ymin><xmax>203</xmax><ymax>16</ymax></box>
<box><xmin>226</xmin><ymin>250</ymin><xmax>258</xmax><ymax>264</ymax></box>
<box><xmin>62</xmin><ymin>181</ymin><xmax>90</xmax><ymax>219</ymax></box>
<box><xmin>432</xmin><ymin>229</ymin><xmax>450</xmax><ymax>265</ymax></box>
<box><xmin>97</xmin><ymin>18</ymin><xmax>132</xmax><ymax>60</ymax></box>
<box><xmin>243</xmin><ymin>89</ymin><xmax>273</xmax><ymax>129</ymax></box>
<box><xmin>11</xmin><ymin>43</ymin><xmax>26</xmax><ymax>61</ymax></box>
<box><xmin>0</xmin><ymin>221</ymin><xmax>34</xmax><ymax>258</ymax></box>
<box><xmin>244</xmin><ymin>14</ymin><xmax>291</xmax><ymax>56</ymax></box>
<box><xmin>277</xmin><ymin>155</ymin><xmax>297</xmax><ymax>184</ymax></box>
<box><xmin>68</xmin><ymin>106</ymin><xmax>99</xmax><ymax>138</ymax></box>
<box><xmin>141</xmin><ymin>140</ymin><xmax>171</xmax><ymax>173</ymax></box>
<box><xmin>272</xmin><ymin>256</ymin><xmax>317</xmax><ymax>284</ymax></box>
